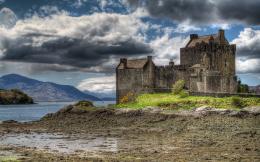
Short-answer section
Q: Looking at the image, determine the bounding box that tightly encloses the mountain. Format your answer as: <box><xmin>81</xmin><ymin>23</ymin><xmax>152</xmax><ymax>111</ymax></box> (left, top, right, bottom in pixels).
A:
<box><xmin>101</xmin><ymin>97</ymin><xmax>116</xmax><ymax>101</ymax></box>
<box><xmin>0</xmin><ymin>74</ymin><xmax>101</xmax><ymax>102</ymax></box>
<box><xmin>83</xmin><ymin>90</ymin><xmax>116</xmax><ymax>101</ymax></box>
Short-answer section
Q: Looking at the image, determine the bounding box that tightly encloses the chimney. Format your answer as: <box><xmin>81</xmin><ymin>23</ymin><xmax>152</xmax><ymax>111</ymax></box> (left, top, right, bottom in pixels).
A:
<box><xmin>169</xmin><ymin>59</ymin><xmax>174</xmax><ymax>67</ymax></box>
<box><xmin>218</xmin><ymin>29</ymin><xmax>225</xmax><ymax>37</ymax></box>
<box><xmin>147</xmin><ymin>56</ymin><xmax>152</xmax><ymax>62</ymax></box>
<box><xmin>190</xmin><ymin>34</ymin><xmax>198</xmax><ymax>40</ymax></box>
<box><xmin>120</xmin><ymin>58</ymin><xmax>127</xmax><ymax>68</ymax></box>
<box><xmin>218</xmin><ymin>29</ymin><xmax>226</xmax><ymax>44</ymax></box>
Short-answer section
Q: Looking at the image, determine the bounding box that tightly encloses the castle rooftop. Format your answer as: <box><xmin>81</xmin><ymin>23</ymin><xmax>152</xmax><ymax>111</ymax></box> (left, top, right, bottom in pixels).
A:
<box><xmin>186</xmin><ymin>29</ymin><xmax>229</xmax><ymax>48</ymax></box>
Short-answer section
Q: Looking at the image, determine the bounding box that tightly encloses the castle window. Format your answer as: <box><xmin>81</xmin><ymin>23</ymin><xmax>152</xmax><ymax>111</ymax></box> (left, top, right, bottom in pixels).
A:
<box><xmin>225</xmin><ymin>59</ymin><xmax>227</xmax><ymax>67</ymax></box>
<box><xmin>199</xmin><ymin>69</ymin><xmax>203</xmax><ymax>82</ymax></box>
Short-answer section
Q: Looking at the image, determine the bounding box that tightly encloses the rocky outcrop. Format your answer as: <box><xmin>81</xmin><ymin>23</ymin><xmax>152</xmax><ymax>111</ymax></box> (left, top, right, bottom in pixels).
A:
<box><xmin>175</xmin><ymin>106</ymin><xmax>260</xmax><ymax>117</ymax></box>
<box><xmin>42</xmin><ymin>101</ymin><xmax>260</xmax><ymax>122</ymax></box>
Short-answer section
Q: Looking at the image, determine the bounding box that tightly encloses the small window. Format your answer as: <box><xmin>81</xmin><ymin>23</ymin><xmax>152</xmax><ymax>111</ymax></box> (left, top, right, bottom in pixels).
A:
<box><xmin>225</xmin><ymin>59</ymin><xmax>227</xmax><ymax>67</ymax></box>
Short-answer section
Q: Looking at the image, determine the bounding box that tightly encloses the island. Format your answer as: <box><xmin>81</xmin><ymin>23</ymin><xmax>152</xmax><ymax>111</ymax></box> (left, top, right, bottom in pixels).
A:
<box><xmin>0</xmin><ymin>89</ymin><xmax>34</xmax><ymax>105</ymax></box>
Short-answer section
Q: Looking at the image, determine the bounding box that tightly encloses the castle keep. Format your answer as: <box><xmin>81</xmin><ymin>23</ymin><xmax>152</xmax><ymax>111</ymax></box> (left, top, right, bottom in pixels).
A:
<box><xmin>116</xmin><ymin>30</ymin><xmax>238</xmax><ymax>103</ymax></box>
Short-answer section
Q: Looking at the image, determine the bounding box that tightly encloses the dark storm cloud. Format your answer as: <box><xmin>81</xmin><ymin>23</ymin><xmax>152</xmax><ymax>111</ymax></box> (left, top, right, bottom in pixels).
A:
<box><xmin>217</xmin><ymin>0</ymin><xmax>260</xmax><ymax>25</ymax></box>
<box><xmin>126</xmin><ymin>0</ymin><xmax>140</xmax><ymax>8</ymax></box>
<box><xmin>232</xmin><ymin>28</ymin><xmax>260</xmax><ymax>60</ymax></box>
<box><xmin>128</xmin><ymin>0</ymin><xmax>260</xmax><ymax>25</ymax></box>
<box><xmin>236</xmin><ymin>46</ymin><xmax>260</xmax><ymax>60</ymax></box>
<box><xmin>146</xmin><ymin>0</ymin><xmax>214</xmax><ymax>24</ymax></box>
<box><xmin>2</xmin><ymin>36</ymin><xmax>152</xmax><ymax>69</ymax></box>
<box><xmin>0</xmin><ymin>11</ymin><xmax>153</xmax><ymax>72</ymax></box>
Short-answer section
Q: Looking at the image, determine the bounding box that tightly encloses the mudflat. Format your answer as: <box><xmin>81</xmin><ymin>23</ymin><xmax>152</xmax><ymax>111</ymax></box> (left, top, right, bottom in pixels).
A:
<box><xmin>0</xmin><ymin>106</ymin><xmax>259</xmax><ymax>161</ymax></box>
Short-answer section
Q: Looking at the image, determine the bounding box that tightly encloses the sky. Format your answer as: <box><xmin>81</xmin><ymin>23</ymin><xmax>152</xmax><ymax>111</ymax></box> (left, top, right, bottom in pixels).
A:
<box><xmin>0</xmin><ymin>0</ymin><xmax>260</xmax><ymax>96</ymax></box>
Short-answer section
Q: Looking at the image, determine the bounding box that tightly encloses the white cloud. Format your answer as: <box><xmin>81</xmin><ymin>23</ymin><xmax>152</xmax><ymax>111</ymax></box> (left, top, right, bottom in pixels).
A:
<box><xmin>73</xmin><ymin>0</ymin><xmax>88</xmax><ymax>8</ymax></box>
<box><xmin>210</xmin><ymin>23</ymin><xmax>231</xmax><ymax>30</ymax></box>
<box><xmin>236</xmin><ymin>58</ymin><xmax>260</xmax><ymax>74</ymax></box>
<box><xmin>130</xmin><ymin>7</ymin><xmax>149</xmax><ymax>18</ymax></box>
<box><xmin>77</xmin><ymin>75</ymin><xmax>116</xmax><ymax>93</ymax></box>
<box><xmin>232</xmin><ymin>28</ymin><xmax>260</xmax><ymax>59</ymax></box>
<box><xmin>232</xmin><ymin>28</ymin><xmax>260</xmax><ymax>73</ymax></box>
<box><xmin>1</xmin><ymin>7</ymin><xmax>188</xmax><ymax>74</ymax></box>
<box><xmin>150</xmin><ymin>34</ymin><xmax>189</xmax><ymax>65</ymax></box>
<box><xmin>174</xmin><ymin>21</ymin><xmax>201</xmax><ymax>33</ymax></box>
<box><xmin>0</xmin><ymin>10</ymin><xmax>151</xmax><ymax>71</ymax></box>
<box><xmin>98</xmin><ymin>0</ymin><xmax>108</xmax><ymax>10</ymax></box>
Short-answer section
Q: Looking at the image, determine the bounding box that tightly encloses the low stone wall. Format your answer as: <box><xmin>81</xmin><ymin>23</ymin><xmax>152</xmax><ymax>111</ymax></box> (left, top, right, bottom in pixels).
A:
<box><xmin>189</xmin><ymin>91</ymin><xmax>260</xmax><ymax>98</ymax></box>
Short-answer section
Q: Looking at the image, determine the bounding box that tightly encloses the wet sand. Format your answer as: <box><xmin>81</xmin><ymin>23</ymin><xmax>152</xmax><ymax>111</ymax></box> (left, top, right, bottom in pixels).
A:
<box><xmin>0</xmin><ymin>106</ymin><xmax>259</xmax><ymax>161</ymax></box>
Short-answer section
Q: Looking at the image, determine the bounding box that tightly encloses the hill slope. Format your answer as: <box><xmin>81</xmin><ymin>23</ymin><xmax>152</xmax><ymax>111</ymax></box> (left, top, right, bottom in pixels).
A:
<box><xmin>0</xmin><ymin>74</ymin><xmax>101</xmax><ymax>102</ymax></box>
<box><xmin>0</xmin><ymin>89</ymin><xmax>34</xmax><ymax>105</ymax></box>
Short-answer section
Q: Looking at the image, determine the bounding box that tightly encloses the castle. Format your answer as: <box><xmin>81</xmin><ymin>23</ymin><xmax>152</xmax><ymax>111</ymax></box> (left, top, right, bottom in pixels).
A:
<box><xmin>116</xmin><ymin>30</ymin><xmax>238</xmax><ymax>103</ymax></box>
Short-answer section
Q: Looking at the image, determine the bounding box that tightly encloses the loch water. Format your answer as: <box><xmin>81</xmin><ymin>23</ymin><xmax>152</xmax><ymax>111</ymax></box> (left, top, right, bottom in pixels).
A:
<box><xmin>0</xmin><ymin>101</ymin><xmax>115</xmax><ymax>122</ymax></box>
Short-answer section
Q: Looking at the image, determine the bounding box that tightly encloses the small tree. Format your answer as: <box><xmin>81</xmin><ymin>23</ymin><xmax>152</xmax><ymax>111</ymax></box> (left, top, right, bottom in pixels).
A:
<box><xmin>237</xmin><ymin>79</ymin><xmax>249</xmax><ymax>93</ymax></box>
<box><xmin>172</xmin><ymin>80</ymin><xmax>185</xmax><ymax>95</ymax></box>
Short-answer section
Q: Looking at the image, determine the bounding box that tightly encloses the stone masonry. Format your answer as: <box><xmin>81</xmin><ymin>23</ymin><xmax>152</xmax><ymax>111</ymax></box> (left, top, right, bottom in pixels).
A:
<box><xmin>116</xmin><ymin>30</ymin><xmax>238</xmax><ymax>103</ymax></box>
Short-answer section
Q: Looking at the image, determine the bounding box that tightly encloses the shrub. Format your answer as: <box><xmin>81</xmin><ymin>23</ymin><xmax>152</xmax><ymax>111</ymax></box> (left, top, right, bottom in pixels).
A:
<box><xmin>119</xmin><ymin>92</ymin><xmax>134</xmax><ymax>103</ymax></box>
<box><xmin>179</xmin><ymin>90</ymin><xmax>189</xmax><ymax>98</ymax></box>
<box><xmin>237</xmin><ymin>79</ymin><xmax>249</xmax><ymax>93</ymax></box>
<box><xmin>231</xmin><ymin>96</ymin><xmax>244</xmax><ymax>108</ymax></box>
<box><xmin>172</xmin><ymin>80</ymin><xmax>185</xmax><ymax>94</ymax></box>
<box><xmin>75</xmin><ymin>101</ymin><xmax>94</xmax><ymax>107</ymax></box>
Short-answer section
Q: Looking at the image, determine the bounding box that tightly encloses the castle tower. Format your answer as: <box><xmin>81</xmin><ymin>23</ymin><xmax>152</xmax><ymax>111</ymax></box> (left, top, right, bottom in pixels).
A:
<box><xmin>181</xmin><ymin>29</ymin><xmax>237</xmax><ymax>93</ymax></box>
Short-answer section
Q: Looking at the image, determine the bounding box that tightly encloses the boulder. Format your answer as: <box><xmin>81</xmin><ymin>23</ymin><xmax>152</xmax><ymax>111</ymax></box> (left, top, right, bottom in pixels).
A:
<box><xmin>242</xmin><ymin>106</ymin><xmax>260</xmax><ymax>115</ymax></box>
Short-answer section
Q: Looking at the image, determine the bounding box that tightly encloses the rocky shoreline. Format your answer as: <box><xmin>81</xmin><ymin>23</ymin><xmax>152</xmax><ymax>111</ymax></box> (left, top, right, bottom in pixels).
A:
<box><xmin>0</xmin><ymin>104</ymin><xmax>259</xmax><ymax>161</ymax></box>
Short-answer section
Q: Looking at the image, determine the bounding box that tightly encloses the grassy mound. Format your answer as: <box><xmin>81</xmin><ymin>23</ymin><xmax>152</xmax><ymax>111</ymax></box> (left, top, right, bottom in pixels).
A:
<box><xmin>73</xmin><ymin>101</ymin><xmax>97</xmax><ymax>111</ymax></box>
<box><xmin>116</xmin><ymin>93</ymin><xmax>260</xmax><ymax>110</ymax></box>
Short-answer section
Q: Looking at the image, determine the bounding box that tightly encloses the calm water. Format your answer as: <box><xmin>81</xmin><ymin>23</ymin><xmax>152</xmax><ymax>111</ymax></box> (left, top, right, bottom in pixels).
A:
<box><xmin>0</xmin><ymin>101</ymin><xmax>115</xmax><ymax>122</ymax></box>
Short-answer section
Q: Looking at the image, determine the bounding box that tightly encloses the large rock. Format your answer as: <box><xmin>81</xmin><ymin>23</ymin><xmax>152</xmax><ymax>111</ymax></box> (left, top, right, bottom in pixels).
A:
<box><xmin>242</xmin><ymin>106</ymin><xmax>260</xmax><ymax>115</ymax></box>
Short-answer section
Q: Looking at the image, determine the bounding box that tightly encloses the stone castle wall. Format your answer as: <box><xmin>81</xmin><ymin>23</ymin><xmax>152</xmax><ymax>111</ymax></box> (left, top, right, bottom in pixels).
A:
<box><xmin>180</xmin><ymin>43</ymin><xmax>236</xmax><ymax>75</ymax></box>
<box><xmin>181</xmin><ymin>41</ymin><xmax>237</xmax><ymax>94</ymax></box>
<box><xmin>116</xmin><ymin>59</ymin><xmax>156</xmax><ymax>103</ymax></box>
<box><xmin>116</xmin><ymin>65</ymin><xmax>190</xmax><ymax>103</ymax></box>
<box><xmin>116</xmin><ymin>30</ymin><xmax>238</xmax><ymax>103</ymax></box>
<box><xmin>116</xmin><ymin>68</ymin><xmax>144</xmax><ymax>103</ymax></box>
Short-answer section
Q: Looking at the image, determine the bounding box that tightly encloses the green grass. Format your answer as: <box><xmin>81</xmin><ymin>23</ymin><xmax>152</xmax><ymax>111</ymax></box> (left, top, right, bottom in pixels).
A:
<box><xmin>0</xmin><ymin>156</ymin><xmax>20</xmax><ymax>162</ymax></box>
<box><xmin>116</xmin><ymin>93</ymin><xmax>260</xmax><ymax>110</ymax></box>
